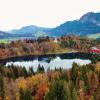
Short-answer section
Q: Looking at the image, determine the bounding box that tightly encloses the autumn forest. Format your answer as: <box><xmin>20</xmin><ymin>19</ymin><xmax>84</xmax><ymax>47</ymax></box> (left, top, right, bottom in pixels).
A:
<box><xmin>0</xmin><ymin>35</ymin><xmax>99</xmax><ymax>100</ymax></box>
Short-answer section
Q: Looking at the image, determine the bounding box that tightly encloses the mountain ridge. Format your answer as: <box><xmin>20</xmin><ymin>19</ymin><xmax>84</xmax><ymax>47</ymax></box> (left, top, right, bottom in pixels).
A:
<box><xmin>0</xmin><ymin>12</ymin><xmax>100</xmax><ymax>38</ymax></box>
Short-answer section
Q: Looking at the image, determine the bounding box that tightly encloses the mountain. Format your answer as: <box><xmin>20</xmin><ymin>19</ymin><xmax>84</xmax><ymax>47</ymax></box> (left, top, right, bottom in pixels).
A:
<box><xmin>49</xmin><ymin>12</ymin><xmax>100</xmax><ymax>36</ymax></box>
<box><xmin>0</xmin><ymin>12</ymin><xmax>100</xmax><ymax>38</ymax></box>
<box><xmin>79</xmin><ymin>12</ymin><xmax>100</xmax><ymax>24</ymax></box>
<box><xmin>8</xmin><ymin>25</ymin><xmax>52</xmax><ymax>37</ymax></box>
<box><xmin>0</xmin><ymin>31</ymin><xmax>12</xmax><ymax>39</ymax></box>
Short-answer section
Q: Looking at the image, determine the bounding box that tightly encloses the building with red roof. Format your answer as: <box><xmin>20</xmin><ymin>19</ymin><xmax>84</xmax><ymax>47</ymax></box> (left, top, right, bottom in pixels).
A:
<box><xmin>90</xmin><ymin>47</ymin><xmax>100</xmax><ymax>54</ymax></box>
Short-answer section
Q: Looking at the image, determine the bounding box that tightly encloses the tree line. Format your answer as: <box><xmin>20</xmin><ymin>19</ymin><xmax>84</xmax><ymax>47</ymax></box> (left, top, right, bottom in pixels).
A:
<box><xmin>0</xmin><ymin>61</ymin><xmax>100</xmax><ymax>100</ymax></box>
<box><xmin>0</xmin><ymin>35</ymin><xmax>99</xmax><ymax>59</ymax></box>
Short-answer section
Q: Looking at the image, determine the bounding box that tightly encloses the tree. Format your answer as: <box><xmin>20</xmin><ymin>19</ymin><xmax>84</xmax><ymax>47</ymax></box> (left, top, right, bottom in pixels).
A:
<box><xmin>45</xmin><ymin>80</ymin><xmax>67</xmax><ymax>100</ymax></box>
<box><xmin>72</xmin><ymin>88</ymin><xmax>77</xmax><ymax>100</ymax></box>
<box><xmin>71</xmin><ymin>63</ymin><xmax>80</xmax><ymax>85</ymax></box>
<box><xmin>60</xmin><ymin>70</ymin><xmax>69</xmax><ymax>82</ymax></box>
<box><xmin>0</xmin><ymin>74</ymin><xmax>4</xmax><ymax>98</ymax></box>
<box><xmin>29</xmin><ymin>67</ymin><xmax>35</xmax><ymax>76</ymax></box>
<box><xmin>37</xmin><ymin>65</ymin><xmax>44</xmax><ymax>73</ymax></box>
<box><xmin>35</xmin><ymin>83</ymin><xmax>48</xmax><ymax>100</ymax></box>
<box><xmin>87</xmin><ymin>71</ymin><xmax>98</xmax><ymax>94</ymax></box>
<box><xmin>23</xmin><ymin>67</ymin><xmax>28</xmax><ymax>77</ymax></box>
<box><xmin>19</xmin><ymin>89</ymin><xmax>32</xmax><ymax>100</ymax></box>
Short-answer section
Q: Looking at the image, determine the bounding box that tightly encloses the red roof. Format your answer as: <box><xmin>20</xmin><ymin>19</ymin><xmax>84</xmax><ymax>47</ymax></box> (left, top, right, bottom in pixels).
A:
<box><xmin>90</xmin><ymin>47</ymin><xmax>100</xmax><ymax>53</ymax></box>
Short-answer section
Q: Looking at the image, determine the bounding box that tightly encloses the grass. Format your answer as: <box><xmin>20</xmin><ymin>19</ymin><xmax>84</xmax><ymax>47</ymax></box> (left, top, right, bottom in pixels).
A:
<box><xmin>87</xmin><ymin>33</ymin><xmax>100</xmax><ymax>39</ymax></box>
<box><xmin>46</xmin><ymin>48</ymin><xmax>77</xmax><ymax>55</ymax></box>
<box><xmin>0</xmin><ymin>39</ymin><xmax>9</xmax><ymax>44</ymax></box>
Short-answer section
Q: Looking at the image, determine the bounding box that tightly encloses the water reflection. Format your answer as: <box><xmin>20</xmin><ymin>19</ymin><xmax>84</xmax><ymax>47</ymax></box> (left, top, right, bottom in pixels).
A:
<box><xmin>6</xmin><ymin>56</ymin><xmax>91</xmax><ymax>72</ymax></box>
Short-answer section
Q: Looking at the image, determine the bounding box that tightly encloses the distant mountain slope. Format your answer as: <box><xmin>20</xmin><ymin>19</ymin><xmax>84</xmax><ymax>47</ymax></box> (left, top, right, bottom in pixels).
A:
<box><xmin>49</xmin><ymin>12</ymin><xmax>100</xmax><ymax>36</ymax></box>
<box><xmin>8</xmin><ymin>25</ymin><xmax>52</xmax><ymax>37</ymax></box>
<box><xmin>0</xmin><ymin>12</ymin><xmax>100</xmax><ymax>38</ymax></box>
<box><xmin>87</xmin><ymin>33</ymin><xmax>100</xmax><ymax>39</ymax></box>
<box><xmin>79</xmin><ymin>12</ymin><xmax>100</xmax><ymax>24</ymax></box>
<box><xmin>0</xmin><ymin>31</ymin><xmax>12</xmax><ymax>39</ymax></box>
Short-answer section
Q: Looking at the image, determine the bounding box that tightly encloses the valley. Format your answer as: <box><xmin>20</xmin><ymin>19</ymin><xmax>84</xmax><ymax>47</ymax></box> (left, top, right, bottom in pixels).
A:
<box><xmin>0</xmin><ymin>10</ymin><xmax>99</xmax><ymax>100</ymax></box>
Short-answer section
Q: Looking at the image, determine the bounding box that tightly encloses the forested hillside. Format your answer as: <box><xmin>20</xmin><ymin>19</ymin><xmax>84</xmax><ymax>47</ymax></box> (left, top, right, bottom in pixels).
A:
<box><xmin>0</xmin><ymin>35</ymin><xmax>99</xmax><ymax>100</ymax></box>
<box><xmin>0</xmin><ymin>35</ymin><xmax>99</xmax><ymax>59</ymax></box>
<box><xmin>0</xmin><ymin>60</ymin><xmax>100</xmax><ymax>100</ymax></box>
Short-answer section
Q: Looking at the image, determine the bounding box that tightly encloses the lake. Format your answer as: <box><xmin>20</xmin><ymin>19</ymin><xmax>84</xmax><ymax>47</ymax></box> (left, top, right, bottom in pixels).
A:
<box><xmin>6</xmin><ymin>56</ymin><xmax>91</xmax><ymax>72</ymax></box>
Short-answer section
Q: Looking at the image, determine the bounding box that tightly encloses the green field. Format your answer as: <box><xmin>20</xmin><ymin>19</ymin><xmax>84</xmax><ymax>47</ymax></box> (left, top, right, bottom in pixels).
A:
<box><xmin>0</xmin><ymin>39</ymin><xmax>9</xmax><ymax>44</ymax></box>
<box><xmin>87</xmin><ymin>33</ymin><xmax>100</xmax><ymax>39</ymax></box>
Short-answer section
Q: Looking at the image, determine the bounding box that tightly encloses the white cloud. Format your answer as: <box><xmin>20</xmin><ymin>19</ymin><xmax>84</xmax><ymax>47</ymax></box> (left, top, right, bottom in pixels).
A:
<box><xmin>0</xmin><ymin>0</ymin><xmax>100</xmax><ymax>30</ymax></box>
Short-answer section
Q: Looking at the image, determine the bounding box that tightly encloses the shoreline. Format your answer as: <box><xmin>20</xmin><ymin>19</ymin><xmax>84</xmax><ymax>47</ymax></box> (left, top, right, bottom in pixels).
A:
<box><xmin>0</xmin><ymin>52</ymin><xmax>94</xmax><ymax>64</ymax></box>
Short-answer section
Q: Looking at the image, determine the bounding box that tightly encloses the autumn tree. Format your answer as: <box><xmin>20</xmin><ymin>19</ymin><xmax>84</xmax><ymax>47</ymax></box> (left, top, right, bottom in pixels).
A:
<box><xmin>35</xmin><ymin>83</ymin><xmax>48</xmax><ymax>100</ymax></box>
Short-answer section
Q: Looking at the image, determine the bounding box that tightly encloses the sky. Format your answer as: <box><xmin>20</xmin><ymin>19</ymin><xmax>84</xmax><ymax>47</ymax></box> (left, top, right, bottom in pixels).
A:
<box><xmin>0</xmin><ymin>0</ymin><xmax>100</xmax><ymax>31</ymax></box>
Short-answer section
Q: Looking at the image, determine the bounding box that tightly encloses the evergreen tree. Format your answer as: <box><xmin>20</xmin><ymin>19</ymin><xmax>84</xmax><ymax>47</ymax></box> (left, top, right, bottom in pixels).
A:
<box><xmin>45</xmin><ymin>80</ymin><xmax>67</xmax><ymax>100</ymax></box>
<box><xmin>19</xmin><ymin>89</ymin><xmax>32</xmax><ymax>100</ymax></box>
<box><xmin>29</xmin><ymin>67</ymin><xmax>35</xmax><ymax>76</ymax></box>
<box><xmin>60</xmin><ymin>70</ymin><xmax>69</xmax><ymax>82</ymax></box>
<box><xmin>0</xmin><ymin>74</ymin><xmax>4</xmax><ymax>98</ymax></box>
<box><xmin>71</xmin><ymin>63</ymin><xmax>79</xmax><ymax>84</ymax></box>
<box><xmin>12</xmin><ymin>65</ymin><xmax>19</xmax><ymax>78</ymax></box>
<box><xmin>23</xmin><ymin>67</ymin><xmax>28</xmax><ymax>77</ymax></box>
<box><xmin>72</xmin><ymin>88</ymin><xmax>77</xmax><ymax>100</ymax></box>
<box><xmin>37</xmin><ymin>64</ymin><xmax>44</xmax><ymax>73</ymax></box>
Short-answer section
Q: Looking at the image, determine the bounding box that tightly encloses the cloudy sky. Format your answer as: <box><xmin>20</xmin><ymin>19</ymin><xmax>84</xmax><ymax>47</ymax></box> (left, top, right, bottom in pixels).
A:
<box><xmin>0</xmin><ymin>0</ymin><xmax>100</xmax><ymax>30</ymax></box>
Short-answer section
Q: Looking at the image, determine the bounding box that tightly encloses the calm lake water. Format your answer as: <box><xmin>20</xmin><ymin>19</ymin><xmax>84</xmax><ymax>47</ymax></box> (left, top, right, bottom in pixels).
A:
<box><xmin>6</xmin><ymin>56</ymin><xmax>91</xmax><ymax>72</ymax></box>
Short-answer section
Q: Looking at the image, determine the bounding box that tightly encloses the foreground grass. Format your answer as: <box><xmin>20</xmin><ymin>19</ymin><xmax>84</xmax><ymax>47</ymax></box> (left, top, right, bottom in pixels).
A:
<box><xmin>0</xmin><ymin>39</ymin><xmax>9</xmax><ymax>44</ymax></box>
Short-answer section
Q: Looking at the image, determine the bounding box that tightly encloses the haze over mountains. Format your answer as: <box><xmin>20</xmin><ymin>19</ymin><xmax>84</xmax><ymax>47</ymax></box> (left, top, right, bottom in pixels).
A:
<box><xmin>0</xmin><ymin>12</ymin><xmax>100</xmax><ymax>38</ymax></box>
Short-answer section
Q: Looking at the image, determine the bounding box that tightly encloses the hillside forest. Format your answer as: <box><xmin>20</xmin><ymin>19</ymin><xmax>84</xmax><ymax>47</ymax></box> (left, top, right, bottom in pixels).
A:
<box><xmin>0</xmin><ymin>35</ymin><xmax>99</xmax><ymax>100</ymax></box>
<box><xmin>0</xmin><ymin>35</ymin><xmax>99</xmax><ymax>59</ymax></box>
<box><xmin>0</xmin><ymin>59</ymin><xmax>100</xmax><ymax>100</ymax></box>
